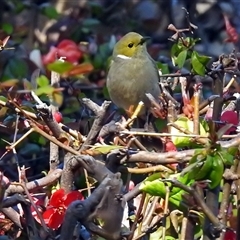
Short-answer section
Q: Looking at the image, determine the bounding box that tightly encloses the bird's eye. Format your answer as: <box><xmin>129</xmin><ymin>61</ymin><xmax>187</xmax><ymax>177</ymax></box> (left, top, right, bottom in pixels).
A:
<box><xmin>128</xmin><ymin>43</ymin><xmax>134</xmax><ymax>48</ymax></box>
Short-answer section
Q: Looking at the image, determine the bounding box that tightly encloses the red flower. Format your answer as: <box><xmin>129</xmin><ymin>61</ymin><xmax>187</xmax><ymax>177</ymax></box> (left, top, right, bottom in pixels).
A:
<box><xmin>224</xmin><ymin>230</ymin><xmax>236</xmax><ymax>240</ymax></box>
<box><xmin>42</xmin><ymin>39</ymin><xmax>83</xmax><ymax>65</ymax></box>
<box><xmin>43</xmin><ymin>189</ymin><xmax>83</xmax><ymax>229</ymax></box>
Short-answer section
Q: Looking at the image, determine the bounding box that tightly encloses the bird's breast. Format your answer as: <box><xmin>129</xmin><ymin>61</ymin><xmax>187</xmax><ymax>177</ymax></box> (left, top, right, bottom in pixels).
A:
<box><xmin>107</xmin><ymin>57</ymin><xmax>160</xmax><ymax>110</ymax></box>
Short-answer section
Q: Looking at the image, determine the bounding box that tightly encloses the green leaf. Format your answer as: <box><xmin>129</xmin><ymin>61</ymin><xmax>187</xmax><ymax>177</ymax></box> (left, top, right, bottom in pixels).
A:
<box><xmin>171</xmin><ymin>43</ymin><xmax>182</xmax><ymax>58</ymax></box>
<box><xmin>171</xmin><ymin>117</ymin><xmax>207</xmax><ymax>147</ymax></box>
<box><xmin>191</xmin><ymin>52</ymin><xmax>204</xmax><ymax>76</ymax></box>
<box><xmin>90</xmin><ymin>145</ymin><xmax>124</xmax><ymax>154</ymax></box>
<box><xmin>170</xmin><ymin>173</ymin><xmax>191</xmax><ymax>197</ymax></box>
<box><xmin>52</xmin><ymin>92</ymin><xmax>63</xmax><ymax>107</ymax></box>
<box><xmin>47</xmin><ymin>61</ymin><xmax>73</xmax><ymax>74</ymax></box>
<box><xmin>102</xmin><ymin>86</ymin><xmax>110</xmax><ymax>99</ymax></box>
<box><xmin>2</xmin><ymin>23</ymin><xmax>13</xmax><ymax>35</ymax></box>
<box><xmin>154</xmin><ymin>118</ymin><xmax>168</xmax><ymax>132</ymax></box>
<box><xmin>191</xmin><ymin>51</ymin><xmax>210</xmax><ymax>76</ymax></box>
<box><xmin>78</xmin><ymin>92</ymin><xmax>86</xmax><ymax>99</ymax></box>
<box><xmin>82</xmin><ymin>18</ymin><xmax>100</xmax><ymax>28</ymax></box>
<box><xmin>140</xmin><ymin>173</ymin><xmax>193</xmax><ymax>200</ymax></box>
<box><xmin>209</xmin><ymin>154</ymin><xmax>224</xmax><ymax>189</ymax></box>
<box><xmin>88</xmin><ymin>1</ymin><xmax>104</xmax><ymax>16</ymax></box>
<box><xmin>195</xmin><ymin>52</ymin><xmax>211</xmax><ymax>65</ymax></box>
<box><xmin>38</xmin><ymin>136</ymin><xmax>48</xmax><ymax>146</ymax></box>
<box><xmin>227</xmin><ymin>146</ymin><xmax>238</xmax><ymax>156</ymax></box>
<box><xmin>165</xmin><ymin>237</ymin><xmax>176</xmax><ymax>240</ymax></box>
<box><xmin>35</xmin><ymin>86</ymin><xmax>54</xmax><ymax>96</ymax></box>
<box><xmin>217</xmin><ymin>149</ymin><xmax>234</xmax><ymax>166</ymax></box>
<box><xmin>0</xmin><ymin>107</ymin><xmax>8</xmax><ymax>117</ymax></box>
<box><xmin>144</xmin><ymin>173</ymin><xmax>162</xmax><ymax>182</ymax></box>
<box><xmin>0</xmin><ymin>79</ymin><xmax>19</xmax><ymax>88</ymax></box>
<box><xmin>93</xmin><ymin>54</ymin><xmax>104</xmax><ymax>69</ymax></box>
<box><xmin>41</xmin><ymin>6</ymin><xmax>59</xmax><ymax>19</ymax></box>
<box><xmin>181</xmin><ymin>160</ymin><xmax>202</xmax><ymax>177</ymax></box>
<box><xmin>5</xmin><ymin>58</ymin><xmax>28</xmax><ymax>79</ymax></box>
<box><xmin>62</xmin><ymin>117</ymin><xmax>74</xmax><ymax>124</ymax></box>
<box><xmin>36</xmin><ymin>75</ymin><xmax>49</xmax><ymax>87</ymax></box>
<box><xmin>140</xmin><ymin>178</ymin><xmax>167</xmax><ymax>197</ymax></box>
<box><xmin>156</xmin><ymin>62</ymin><xmax>169</xmax><ymax>74</ymax></box>
<box><xmin>0</xmin><ymin>96</ymin><xmax>7</xmax><ymax>102</ymax></box>
<box><xmin>14</xmin><ymin>1</ymin><xmax>25</xmax><ymax>13</ymax></box>
<box><xmin>176</xmin><ymin>50</ymin><xmax>187</xmax><ymax>68</ymax></box>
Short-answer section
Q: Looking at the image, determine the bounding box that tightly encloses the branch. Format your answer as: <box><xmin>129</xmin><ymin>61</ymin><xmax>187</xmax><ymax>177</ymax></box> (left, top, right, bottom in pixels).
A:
<box><xmin>80</xmin><ymin>99</ymin><xmax>111</xmax><ymax>152</ymax></box>
<box><xmin>163</xmin><ymin>179</ymin><xmax>224</xmax><ymax>238</ymax></box>
<box><xmin>5</xmin><ymin>169</ymin><xmax>62</xmax><ymax>196</ymax></box>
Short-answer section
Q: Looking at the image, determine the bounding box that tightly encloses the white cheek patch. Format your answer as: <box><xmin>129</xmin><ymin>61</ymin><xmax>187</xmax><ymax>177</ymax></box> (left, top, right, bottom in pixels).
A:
<box><xmin>116</xmin><ymin>54</ymin><xmax>131</xmax><ymax>60</ymax></box>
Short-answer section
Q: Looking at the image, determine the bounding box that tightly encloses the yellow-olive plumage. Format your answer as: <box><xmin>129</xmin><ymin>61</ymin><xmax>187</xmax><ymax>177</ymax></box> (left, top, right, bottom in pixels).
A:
<box><xmin>107</xmin><ymin>32</ymin><xmax>161</xmax><ymax>113</ymax></box>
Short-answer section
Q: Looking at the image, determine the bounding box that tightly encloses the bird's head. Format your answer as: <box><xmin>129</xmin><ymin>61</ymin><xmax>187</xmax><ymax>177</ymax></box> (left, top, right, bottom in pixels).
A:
<box><xmin>112</xmin><ymin>32</ymin><xmax>150</xmax><ymax>58</ymax></box>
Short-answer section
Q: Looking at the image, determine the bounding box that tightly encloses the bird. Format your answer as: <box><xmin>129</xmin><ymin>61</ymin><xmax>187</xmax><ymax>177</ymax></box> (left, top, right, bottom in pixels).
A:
<box><xmin>106</xmin><ymin>32</ymin><xmax>161</xmax><ymax>116</ymax></box>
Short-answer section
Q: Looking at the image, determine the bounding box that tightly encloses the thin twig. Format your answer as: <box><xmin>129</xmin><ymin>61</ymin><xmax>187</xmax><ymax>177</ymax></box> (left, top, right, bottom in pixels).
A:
<box><xmin>123</xmin><ymin>101</ymin><xmax>144</xmax><ymax>128</ymax></box>
<box><xmin>142</xmin><ymin>196</ymin><xmax>160</xmax><ymax>230</ymax></box>
<box><xmin>193</xmin><ymin>85</ymin><xmax>200</xmax><ymax>135</ymax></box>
<box><xmin>218</xmin><ymin>158</ymin><xmax>238</xmax><ymax>240</ymax></box>
<box><xmin>138</xmin><ymin>194</ymin><xmax>151</xmax><ymax>236</ymax></box>
<box><xmin>128</xmin><ymin>193</ymin><xmax>146</xmax><ymax>240</ymax></box>
<box><xmin>180</xmin><ymin>217</ymin><xmax>188</xmax><ymax>240</ymax></box>
<box><xmin>17</xmin><ymin>166</ymin><xmax>50</xmax><ymax>234</ymax></box>
<box><xmin>127</xmin><ymin>165</ymin><xmax>173</xmax><ymax>174</ymax></box>
<box><xmin>162</xmin><ymin>185</ymin><xmax>170</xmax><ymax>240</ymax></box>
<box><xmin>120</xmin><ymin>130</ymin><xmax>209</xmax><ymax>138</ymax></box>
<box><xmin>0</xmin><ymin>128</ymin><xmax>34</xmax><ymax>160</ymax></box>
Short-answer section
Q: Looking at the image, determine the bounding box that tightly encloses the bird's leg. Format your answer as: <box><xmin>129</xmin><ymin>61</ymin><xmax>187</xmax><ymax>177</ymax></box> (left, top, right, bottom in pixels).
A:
<box><xmin>143</xmin><ymin>111</ymin><xmax>156</xmax><ymax>132</ymax></box>
<box><xmin>144</xmin><ymin>112</ymin><xmax>150</xmax><ymax>132</ymax></box>
<box><xmin>126</xmin><ymin>105</ymin><xmax>135</xmax><ymax>117</ymax></box>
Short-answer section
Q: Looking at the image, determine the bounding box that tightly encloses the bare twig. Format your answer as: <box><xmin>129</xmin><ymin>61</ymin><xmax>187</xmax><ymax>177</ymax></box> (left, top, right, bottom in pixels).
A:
<box><xmin>218</xmin><ymin>158</ymin><xmax>239</xmax><ymax>240</ymax></box>
<box><xmin>163</xmin><ymin>179</ymin><xmax>224</xmax><ymax>236</ymax></box>
<box><xmin>162</xmin><ymin>185</ymin><xmax>170</xmax><ymax>240</ymax></box>
<box><xmin>17</xmin><ymin>166</ymin><xmax>50</xmax><ymax>234</ymax></box>
<box><xmin>128</xmin><ymin>193</ymin><xmax>146</xmax><ymax>240</ymax></box>
<box><xmin>80</xmin><ymin>100</ymin><xmax>111</xmax><ymax>152</ymax></box>
<box><xmin>193</xmin><ymin>84</ymin><xmax>200</xmax><ymax>135</ymax></box>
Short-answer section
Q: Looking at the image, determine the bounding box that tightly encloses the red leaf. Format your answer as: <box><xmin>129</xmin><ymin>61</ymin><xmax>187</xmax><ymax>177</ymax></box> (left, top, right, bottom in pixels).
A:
<box><xmin>43</xmin><ymin>208</ymin><xmax>65</xmax><ymax>229</ymax></box>
<box><xmin>220</xmin><ymin>111</ymin><xmax>238</xmax><ymax>134</ymax></box>
<box><xmin>65</xmin><ymin>63</ymin><xmax>93</xmax><ymax>77</ymax></box>
<box><xmin>63</xmin><ymin>190</ymin><xmax>84</xmax><ymax>208</ymax></box>
<box><xmin>48</xmin><ymin>189</ymin><xmax>65</xmax><ymax>207</ymax></box>
<box><xmin>2</xmin><ymin>36</ymin><xmax>10</xmax><ymax>48</ymax></box>
<box><xmin>223</xmin><ymin>15</ymin><xmax>239</xmax><ymax>43</ymax></box>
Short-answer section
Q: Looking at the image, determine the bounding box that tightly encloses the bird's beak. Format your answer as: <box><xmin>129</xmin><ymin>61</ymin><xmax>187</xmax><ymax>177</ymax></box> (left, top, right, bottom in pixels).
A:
<box><xmin>138</xmin><ymin>36</ymin><xmax>151</xmax><ymax>45</ymax></box>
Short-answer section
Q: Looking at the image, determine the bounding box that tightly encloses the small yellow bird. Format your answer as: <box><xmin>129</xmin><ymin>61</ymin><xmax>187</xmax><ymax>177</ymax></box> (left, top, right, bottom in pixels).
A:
<box><xmin>107</xmin><ymin>32</ymin><xmax>161</xmax><ymax>115</ymax></box>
